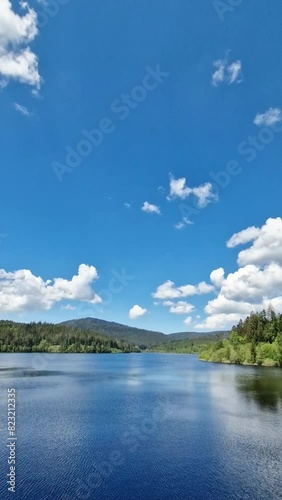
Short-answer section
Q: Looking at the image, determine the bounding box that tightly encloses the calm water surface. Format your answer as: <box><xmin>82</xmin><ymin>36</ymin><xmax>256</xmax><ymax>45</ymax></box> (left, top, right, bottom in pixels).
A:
<box><xmin>0</xmin><ymin>353</ymin><xmax>281</xmax><ymax>500</ymax></box>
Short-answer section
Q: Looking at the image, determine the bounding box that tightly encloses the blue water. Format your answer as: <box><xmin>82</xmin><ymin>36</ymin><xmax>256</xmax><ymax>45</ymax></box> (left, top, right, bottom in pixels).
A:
<box><xmin>0</xmin><ymin>353</ymin><xmax>281</xmax><ymax>500</ymax></box>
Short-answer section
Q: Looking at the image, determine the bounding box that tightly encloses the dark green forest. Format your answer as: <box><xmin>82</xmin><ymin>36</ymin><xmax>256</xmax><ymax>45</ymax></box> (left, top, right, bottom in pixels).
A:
<box><xmin>60</xmin><ymin>317</ymin><xmax>226</xmax><ymax>348</ymax></box>
<box><xmin>199</xmin><ymin>307</ymin><xmax>282</xmax><ymax>367</ymax></box>
<box><xmin>148</xmin><ymin>332</ymin><xmax>229</xmax><ymax>354</ymax></box>
<box><xmin>0</xmin><ymin>321</ymin><xmax>140</xmax><ymax>353</ymax></box>
<box><xmin>60</xmin><ymin>317</ymin><xmax>165</xmax><ymax>347</ymax></box>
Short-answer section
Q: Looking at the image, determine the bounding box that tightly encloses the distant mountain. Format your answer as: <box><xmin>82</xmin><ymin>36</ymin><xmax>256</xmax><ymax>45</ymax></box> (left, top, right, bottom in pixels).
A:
<box><xmin>59</xmin><ymin>318</ymin><xmax>166</xmax><ymax>348</ymax></box>
<box><xmin>59</xmin><ymin>317</ymin><xmax>229</xmax><ymax>349</ymax></box>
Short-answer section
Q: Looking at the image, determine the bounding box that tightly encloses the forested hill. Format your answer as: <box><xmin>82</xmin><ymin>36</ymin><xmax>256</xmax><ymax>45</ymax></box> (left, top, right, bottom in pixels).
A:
<box><xmin>0</xmin><ymin>320</ymin><xmax>139</xmax><ymax>353</ymax></box>
<box><xmin>60</xmin><ymin>318</ymin><xmax>165</xmax><ymax>348</ymax></box>
<box><xmin>59</xmin><ymin>317</ymin><xmax>227</xmax><ymax>348</ymax></box>
<box><xmin>0</xmin><ymin>316</ymin><xmax>231</xmax><ymax>352</ymax></box>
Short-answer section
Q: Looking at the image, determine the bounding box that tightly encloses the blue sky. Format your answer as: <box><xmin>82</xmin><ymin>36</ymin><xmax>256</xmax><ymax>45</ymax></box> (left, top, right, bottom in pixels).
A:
<box><xmin>1</xmin><ymin>0</ymin><xmax>282</xmax><ymax>333</ymax></box>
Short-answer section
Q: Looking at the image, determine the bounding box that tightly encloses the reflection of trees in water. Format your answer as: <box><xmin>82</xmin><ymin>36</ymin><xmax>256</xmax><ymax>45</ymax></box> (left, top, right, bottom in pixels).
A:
<box><xmin>236</xmin><ymin>372</ymin><xmax>282</xmax><ymax>411</ymax></box>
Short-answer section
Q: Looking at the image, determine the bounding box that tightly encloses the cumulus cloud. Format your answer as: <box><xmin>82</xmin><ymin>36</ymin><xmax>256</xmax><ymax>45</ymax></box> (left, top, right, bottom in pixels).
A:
<box><xmin>197</xmin><ymin>261</ymin><xmax>282</xmax><ymax>330</ymax></box>
<box><xmin>129</xmin><ymin>304</ymin><xmax>147</xmax><ymax>319</ymax></box>
<box><xmin>152</xmin><ymin>281</ymin><xmax>181</xmax><ymax>300</ymax></box>
<box><xmin>168</xmin><ymin>175</ymin><xmax>218</xmax><ymax>228</ymax></box>
<box><xmin>254</xmin><ymin>108</ymin><xmax>282</xmax><ymax>127</ymax></box>
<box><xmin>142</xmin><ymin>175</ymin><xmax>217</xmax><ymax>229</ymax></box>
<box><xmin>0</xmin><ymin>264</ymin><xmax>101</xmax><ymax>313</ymax></box>
<box><xmin>141</xmin><ymin>201</ymin><xmax>161</xmax><ymax>215</ymax></box>
<box><xmin>232</xmin><ymin>218</ymin><xmax>282</xmax><ymax>266</ymax></box>
<box><xmin>195</xmin><ymin>218</ymin><xmax>282</xmax><ymax>330</ymax></box>
<box><xmin>168</xmin><ymin>301</ymin><xmax>194</xmax><ymax>315</ymax></box>
<box><xmin>212</xmin><ymin>58</ymin><xmax>242</xmax><ymax>86</ymax></box>
<box><xmin>0</xmin><ymin>0</ymin><xmax>41</xmax><ymax>90</ymax></box>
<box><xmin>227</xmin><ymin>226</ymin><xmax>261</xmax><ymax>248</ymax></box>
<box><xmin>156</xmin><ymin>298</ymin><xmax>195</xmax><ymax>317</ymax></box>
<box><xmin>152</xmin><ymin>279</ymin><xmax>214</xmax><ymax>300</ymax></box>
<box><xmin>167</xmin><ymin>176</ymin><xmax>217</xmax><ymax>207</ymax></box>
<box><xmin>210</xmin><ymin>268</ymin><xmax>225</xmax><ymax>288</ymax></box>
<box><xmin>195</xmin><ymin>313</ymin><xmax>243</xmax><ymax>331</ymax></box>
<box><xmin>184</xmin><ymin>316</ymin><xmax>192</xmax><ymax>325</ymax></box>
<box><xmin>162</xmin><ymin>301</ymin><xmax>174</xmax><ymax>306</ymax></box>
<box><xmin>168</xmin><ymin>176</ymin><xmax>191</xmax><ymax>200</ymax></box>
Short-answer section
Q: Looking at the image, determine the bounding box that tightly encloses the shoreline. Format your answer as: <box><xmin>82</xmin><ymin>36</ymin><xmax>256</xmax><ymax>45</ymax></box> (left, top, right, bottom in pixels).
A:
<box><xmin>199</xmin><ymin>357</ymin><xmax>281</xmax><ymax>368</ymax></box>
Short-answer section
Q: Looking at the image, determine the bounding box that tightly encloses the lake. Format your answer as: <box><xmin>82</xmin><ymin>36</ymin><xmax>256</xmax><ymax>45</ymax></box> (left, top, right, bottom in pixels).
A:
<box><xmin>0</xmin><ymin>353</ymin><xmax>281</xmax><ymax>500</ymax></box>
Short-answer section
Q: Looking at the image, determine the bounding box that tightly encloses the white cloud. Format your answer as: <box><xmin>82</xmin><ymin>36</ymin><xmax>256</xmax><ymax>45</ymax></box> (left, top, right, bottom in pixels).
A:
<box><xmin>212</xmin><ymin>58</ymin><xmax>242</xmax><ymax>86</ymax></box>
<box><xmin>222</xmin><ymin>263</ymin><xmax>282</xmax><ymax>303</ymax></box>
<box><xmin>205</xmin><ymin>293</ymin><xmax>260</xmax><ymax>316</ymax></box>
<box><xmin>13</xmin><ymin>102</ymin><xmax>30</xmax><ymax>116</ymax></box>
<box><xmin>211</xmin><ymin>60</ymin><xmax>225</xmax><ymax>86</ymax></box>
<box><xmin>198</xmin><ymin>262</ymin><xmax>282</xmax><ymax>330</ymax></box>
<box><xmin>227</xmin><ymin>226</ymin><xmax>261</xmax><ymax>248</ymax></box>
<box><xmin>184</xmin><ymin>316</ymin><xmax>192</xmax><ymax>326</ymax></box>
<box><xmin>129</xmin><ymin>304</ymin><xmax>147</xmax><ymax>319</ymax></box>
<box><xmin>227</xmin><ymin>61</ymin><xmax>242</xmax><ymax>84</ymax></box>
<box><xmin>0</xmin><ymin>264</ymin><xmax>101</xmax><ymax>313</ymax></box>
<box><xmin>191</xmin><ymin>183</ymin><xmax>218</xmax><ymax>208</ymax></box>
<box><xmin>168</xmin><ymin>301</ymin><xmax>194</xmax><ymax>315</ymax></box>
<box><xmin>167</xmin><ymin>175</ymin><xmax>217</xmax><ymax>208</ymax></box>
<box><xmin>179</xmin><ymin>281</ymin><xmax>214</xmax><ymax>297</ymax></box>
<box><xmin>196</xmin><ymin>281</ymin><xmax>214</xmax><ymax>294</ymax></box>
<box><xmin>195</xmin><ymin>313</ymin><xmax>242</xmax><ymax>331</ymax></box>
<box><xmin>141</xmin><ymin>201</ymin><xmax>161</xmax><ymax>215</ymax></box>
<box><xmin>152</xmin><ymin>279</ymin><xmax>214</xmax><ymax>300</ymax></box>
<box><xmin>0</xmin><ymin>0</ymin><xmax>41</xmax><ymax>89</ymax></box>
<box><xmin>124</xmin><ymin>202</ymin><xmax>131</xmax><ymax>208</ymax></box>
<box><xmin>195</xmin><ymin>218</ymin><xmax>282</xmax><ymax>330</ymax></box>
<box><xmin>152</xmin><ymin>280</ymin><xmax>181</xmax><ymax>300</ymax></box>
<box><xmin>168</xmin><ymin>176</ymin><xmax>191</xmax><ymax>200</ymax></box>
<box><xmin>210</xmin><ymin>268</ymin><xmax>225</xmax><ymax>288</ymax></box>
<box><xmin>233</xmin><ymin>218</ymin><xmax>282</xmax><ymax>266</ymax></box>
<box><xmin>254</xmin><ymin>108</ymin><xmax>282</xmax><ymax>127</ymax></box>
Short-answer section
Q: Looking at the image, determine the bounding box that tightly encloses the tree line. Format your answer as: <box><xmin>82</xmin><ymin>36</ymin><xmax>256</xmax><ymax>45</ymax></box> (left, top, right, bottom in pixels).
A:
<box><xmin>199</xmin><ymin>307</ymin><xmax>282</xmax><ymax>367</ymax></box>
<box><xmin>0</xmin><ymin>320</ymin><xmax>140</xmax><ymax>353</ymax></box>
<box><xmin>148</xmin><ymin>333</ymin><xmax>229</xmax><ymax>354</ymax></box>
